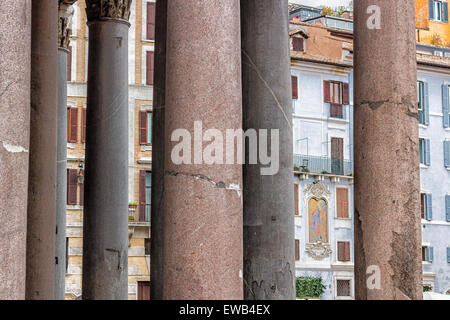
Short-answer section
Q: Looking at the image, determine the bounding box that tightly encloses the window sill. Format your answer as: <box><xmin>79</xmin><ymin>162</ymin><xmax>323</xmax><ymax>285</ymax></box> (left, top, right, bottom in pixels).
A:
<box><xmin>422</xmin><ymin>261</ymin><xmax>432</xmax><ymax>265</ymax></box>
<box><xmin>142</xmin><ymin>39</ymin><xmax>155</xmax><ymax>44</ymax></box>
<box><xmin>419</xmin><ymin>124</ymin><xmax>428</xmax><ymax>129</ymax></box>
<box><xmin>141</xmin><ymin>145</ymin><xmax>152</xmax><ymax>151</ymax></box>
<box><xmin>420</xmin><ymin>164</ymin><xmax>429</xmax><ymax>169</ymax></box>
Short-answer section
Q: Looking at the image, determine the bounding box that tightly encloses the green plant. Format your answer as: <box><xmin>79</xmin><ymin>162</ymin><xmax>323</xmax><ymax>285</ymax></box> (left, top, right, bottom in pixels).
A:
<box><xmin>321</xmin><ymin>170</ymin><xmax>329</xmax><ymax>174</ymax></box>
<box><xmin>294</xmin><ymin>165</ymin><xmax>300</xmax><ymax>171</ymax></box>
<box><xmin>128</xmin><ymin>215</ymin><xmax>135</xmax><ymax>221</ymax></box>
<box><xmin>128</xmin><ymin>202</ymin><xmax>137</xmax><ymax>207</ymax></box>
<box><xmin>296</xmin><ymin>277</ymin><xmax>325</xmax><ymax>299</ymax></box>
<box><xmin>423</xmin><ymin>285</ymin><xmax>433</xmax><ymax>292</ymax></box>
<box><xmin>301</xmin><ymin>167</ymin><xmax>310</xmax><ymax>173</ymax></box>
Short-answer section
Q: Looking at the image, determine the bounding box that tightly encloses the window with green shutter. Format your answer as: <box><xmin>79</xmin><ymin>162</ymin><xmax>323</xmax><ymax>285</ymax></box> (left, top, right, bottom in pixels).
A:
<box><xmin>444</xmin><ymin>141</ymin><xmax>450</xmax><ymax>167</ymax></box>
<box><xmin>418</xmin><ymin>81</ymin><xmax>429</xmax><ymax>126</ymax></box>
<box><xmin>425</xmin><ymin>194</ymin><xmax>433</xmax><ymax>221</ymax></box>
<box><xmin>446</xmin><ymin>195</ymin><xmax>450</xmax><ymax>222</ymax></box>
<box><xmin>420</xmin><ymin>138</ymin><xmax>431</xmax><ymax>166</ymax></box>
<box><xmin>447</xmin><ymin>247</ymin><xmax>450</xmax><ymax>263</ymax></box>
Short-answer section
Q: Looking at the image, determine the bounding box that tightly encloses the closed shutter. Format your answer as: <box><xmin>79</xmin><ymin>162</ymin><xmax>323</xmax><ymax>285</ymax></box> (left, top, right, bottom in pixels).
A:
<box><xmin>146</xmin><ymin>51</ymin><xmax>154</xmax><ymax>85</ymax></box>
<box><xmin>147</xmin><ymin>2</ymin><xmax>155</xmax><ymax>40</ymax></box>
<box><xmin>324</xmin><ymin>81</ymin><xmax>331</xmax><ymax>102</ymax></box>
<box><xmin>294</xmin><ymin>184</ymin><xmax>299</xmax><ymax>216</ymax></box>
<box><xmin>425</xmin><ymin>193</ymin><xmax>433</xmax><ymax>221</ymax></box>
<box><xmin>295</xmin><ymin>239</ymin><xmax>300</xmax><ymax>261</ymax></box>
<box><xmin>79</xmin><ymin>175</ymin><xmax>84</xmax><ymax>206</ymax></box>
<box><xmin>292</xmin><ymin>76</ymin><xmax>298</xmax><ymax>99</ymax></box>
<box><xmin>446</xmin><ymin>195</ymin><xmax>450</xmax><ymax>222</ymax></box>
<box><xmin>140</xmin><ymin>111</ymin><xmax>148</xmax><ymax>145</ymax></box>
<box><xmin>138</xmin><ymin>281</ymin><xmax>151</xmax><ymax>300</ymax></box>
<box><xmin>82</xmin><ymin>109</ymin><xmax>86</xmax><ymax>143</ymax></box>
<box><xmin>139</xmin><ymin>170</ymin><xmax>146</xmax><ymax>222</ymax></box>
<box><xmin>425</xmin><ymin>139</ymin><xmax>431</xmax><ymax>166</ymax></box>
<box><xmin>447</xmin><ymin>247</ymin><xmax>450</xmax><ymax>263</ymax></box>
<box><xmin>337</xmin><ymin>188</ymin><xmax>349</xmax><ymax>218</ymax></box>
<box><xmin>424</xmin><ymin>82</ymin><xmax>430</xmax><ymax>125</ymax></box>
<box><xmin>337</xmin><ymin>242</ymin><xmax>345</xmax><ymax>262</ymax></box>
<box><xmin>444</xmin><ymin>141</ymin><xmax>450</xmax><ymax>167</ymax></box>
<box><xmin>336</xmin><ymin>188</ymin><xmax>342</xmax><ymax>218</ymax></box>
<box><xmin>443</xmin><ymin>1</ymin><xmax>449</xmax><ymax>22</ymax></box>
<box><xmin>68</xmin><ymin>108</ymin><xmax>78</xmax><ymax>143</ymax></box>
<box><xmin>427</xmin><ymin>247</ymin><xmax>434</xmax><ymax>262</ymax></box>
<box><xmin>67</xmin><ymin>169</ymin><xmax>78</xmax><ymax>205</ymax></box>
<box><xmin>429</xmin><ymin>0</ymin><xmax>435</xmax><ymax>19</ymax></box>
<box><xmin>344</xmin><ymin>242</ymin><xmax>350</xmax><ymax>262</ymax></box>
<box><xmin>292</xmin><ymin>38</ymin><xmax>303</xmax><ymax>51</ymax></box>
<box><xmin>443</xmin><ymin>84</ymin><xmax>449</xmax><ymax>128</ymax></box>
<box><xmin>67</xmin><ymin>46</ymin><xmax>72</xmax><ymax>82</ymax></box>
<box><xmin>342</xmin><ymin>83</ymin><xmax>349</xmax><ymax>105</ymax></box>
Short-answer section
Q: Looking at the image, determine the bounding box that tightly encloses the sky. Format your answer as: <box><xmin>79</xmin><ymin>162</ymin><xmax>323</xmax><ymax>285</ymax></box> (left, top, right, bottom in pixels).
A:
<box><xmin>290</xmin><ymin>0</ymin><xmax>351</xmax><ymax>8</ymax></box>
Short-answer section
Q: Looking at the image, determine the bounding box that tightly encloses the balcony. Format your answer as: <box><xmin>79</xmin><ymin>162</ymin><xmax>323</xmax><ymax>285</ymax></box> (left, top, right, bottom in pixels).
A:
<box><xmin>329</xmin><ymin>103</ymin><xmax>344</xmax><ymax>119</ymax></box>
<box><xmin>294</xmin><ymin>154</ymin><xmax>353</xmax><ymax>176</ymax></box>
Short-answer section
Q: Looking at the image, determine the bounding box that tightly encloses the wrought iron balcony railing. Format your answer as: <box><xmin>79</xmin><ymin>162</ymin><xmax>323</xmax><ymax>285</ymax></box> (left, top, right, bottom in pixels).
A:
<box><xmin>294</xmin><ymin>154</ymin><xmax>353</xmax><ymax>176</ymax></box>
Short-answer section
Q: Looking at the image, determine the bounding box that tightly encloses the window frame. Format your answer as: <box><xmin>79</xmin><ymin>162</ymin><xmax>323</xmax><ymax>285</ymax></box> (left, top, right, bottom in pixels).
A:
<box><xmin>336</xmin><ymin>187</ymin><xmax>349</xmax><ymax>219</ymax></box>
<box><xmin>145</xmin><ymin>171</ymin><xmax>151</xmax><ymax>222</ymax></box>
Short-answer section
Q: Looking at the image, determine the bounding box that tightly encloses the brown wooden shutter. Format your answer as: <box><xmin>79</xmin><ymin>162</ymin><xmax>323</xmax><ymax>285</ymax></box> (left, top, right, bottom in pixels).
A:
<box><xmin>79</xmin><ymin>175</ymin><xmax>84</xmax><ymax>206</ymax></box>
<box><xmin>293</xmin><ymin>37</ymin><xmax>304</xmax><ymax>52</ymax></box>
<box><xmin>331</xmin><ymin>137</ymin><xmax>343</xmax><ymax>160</ymax></box>
<box><xmin>336</xmin><ymin>188</ymin><xmax>342</xmax><ymax>218</ymax></box>
<box><xmin>68</xmin><ymin>108</ymin><xmax>78</xmax><ymax>143</ymax></box>
<box><xmin>291</xmin><ymin>76</ymin><xmax>298</xmax><ymax>99</ymax></box>
<box><xmin>294</xmin><ymin>184</ymin><xmax>299</xmax><ymax>216</ymax></box>
<box><xmin>344</xmin><ymin>242</ymin><xmax>350</xmax><ymax>262</ymax></box>
<box><xmin>138</xmin><ymin>281</ymin><xmax>151</xmax><ymax>300</ymax></box>
<box><xmin>139</xmin><ymin>170</ymin><xmax>146</xmax><ymax>221</ymax></box>
<box><xmin>342</xmin><ymin>188</ymin><xmax>348</xmax><ymax>218</ymax></box>
<box><xmin>342</xmin><ymin>82</ymin><xmax>349</xmax><ymax>105</ymax></box>
<box><xmin>67</xmin><ymin>46</ymin><xmax>72</xmax><ymax>82</ymax></box>
<box><xmin>324</xmin><ymin>80</ymin><xmax>331</xmax><ymax>102</ymax></box>
<box><xmin>338</xmin><ymin>241</ymin><xmax>345</xmax><ymax>262</ymax></box>
<box><xmin>82</xmin><ymin>109</ymin><xmax>86</xmax><ymax>143</ymax></box>
<box><xmin>140</xmin><ymin>111</ymin><xmax>148</xmax><ymax>145</ymax></box>
<box><xmin>67</xmin><ymin>169</ymin><xmax>78</xmax><ymax>205</ymax></box>
<box><xmin>295</xmin><ymin>239</ymin><xmax>300</xmax><ymax>261</ymax></box>
<box><xmin>146</xmin><ymin>2</ymin><xmax>155</xmax><ymax>40</ymax></box>
<box><xmin>146</xmin><ymin>51</ymin><xmax>154</xmax><ymax>85</ymax></box>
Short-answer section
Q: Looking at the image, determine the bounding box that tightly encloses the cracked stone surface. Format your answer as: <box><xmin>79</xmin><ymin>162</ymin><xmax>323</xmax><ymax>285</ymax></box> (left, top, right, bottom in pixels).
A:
<box><xmin>0</xmin><ymin>0</ymin><xmax>31</xmax><ymax>300</ymax></box>
<box><xmin>162</xmin><ymin>0</ymin><xmax>243</xmax><ymax>300</ymax></box>
<box><xmin>354</xmin><ymin>0</ymin><xmax>422</xmax><ymax>300</ymax></box>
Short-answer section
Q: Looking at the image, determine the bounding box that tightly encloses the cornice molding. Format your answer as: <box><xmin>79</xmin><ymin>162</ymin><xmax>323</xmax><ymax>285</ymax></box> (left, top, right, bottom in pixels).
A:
<box><xmin>85</xmin><ymin>0</ymin><xmax>132</xmax><ymax>22</ymax></box>
<box><xmin>58</xmin><ymin>0</ymin><xmax>77</xmax><ymax>49</ymax></box>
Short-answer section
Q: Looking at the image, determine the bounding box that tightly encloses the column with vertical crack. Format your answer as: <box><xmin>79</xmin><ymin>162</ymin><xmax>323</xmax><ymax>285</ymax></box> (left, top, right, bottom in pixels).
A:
<box><xmin>241</xmin><ymin>0</ymin><xmax>295</xmax><ymax>300</ymax></box>
<box><xmin>82</xmin><ymin>0</ymin><xmax>131</xmax><ymax>300</ymax></box>
<box><xmin>354</xmin><ymin>0</ymin><xmax>422</xmax><ymax>299</ymax></box>
<box><xmin>163</xmin><ymin>0</ymin><xmax>243</xmax><ymax>299</ymax></box>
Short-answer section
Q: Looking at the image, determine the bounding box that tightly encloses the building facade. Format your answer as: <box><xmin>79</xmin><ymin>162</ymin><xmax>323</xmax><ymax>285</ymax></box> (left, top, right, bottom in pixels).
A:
<box><xmin>290</xmin><ymin>21</ymin><xmax>355</xmax><ymax>300</ymax></box>
<box><xmin>416</xmin><ymin>0</ymin><xmax>450</xmax><ymax>48</ymax></box>
<box><xmin>64</xmin><ymin>0</ymin><xmax>155</xmax><ymax>300</ymax></box>
<box><xmin>416</xmin><ymin>46</ymin><xmax>450</xmax><ymax>294</ymax></box>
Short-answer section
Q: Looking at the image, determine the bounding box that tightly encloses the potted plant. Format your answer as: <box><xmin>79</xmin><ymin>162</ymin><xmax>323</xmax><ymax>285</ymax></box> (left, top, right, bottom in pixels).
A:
<box><xmin>128</xmin><ymin>202</ymin><xmax>137</xmax><ymax>211</ymax></box>
<box><xmin>128</xmin><ymin>215</ymin><xmax>135</xmax><ymax>222</ymax></box>
<box><xmin>296</xmin><ymin>277</ymin><xmax>325</xmax><ymax>300</ymax></box>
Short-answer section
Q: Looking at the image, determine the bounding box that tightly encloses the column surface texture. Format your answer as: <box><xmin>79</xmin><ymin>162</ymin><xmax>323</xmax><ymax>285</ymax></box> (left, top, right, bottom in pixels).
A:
<box><xmin>55</xmin><ymin>0</ymin><xmax>77</xmax><ymax>300</ymax></box>
<box><xmin>82</xmin><ymin>0</ymin><xmax>131</xmax><ymax>300</ymax></box>
<box><xmin>150</xmin><ymin>0</ymin><xmax>167</xmax><ymax>300</ymax></box>
<box><xmin>26</xmin><ymin>0</ymin><xmax>58</xmax><ymax>300</ymax></box>
<box><xmin>241</xmin><ymin>0</ymin><xmax>295</xmax><ymax>300</ymax></box>
<box><xmin>163</xmin><ymin>0</ymin><xmax>243</xmax><ymax>299</ymax></box>
<box><xmin>354</xmin><ymin>0</ymin><xmax>422</xmax><ymax>300</ymax></box>
<box><xmin>0</xmin><ymin>0</ymin><xmax>31</xmax><ymax>300</ymax></box>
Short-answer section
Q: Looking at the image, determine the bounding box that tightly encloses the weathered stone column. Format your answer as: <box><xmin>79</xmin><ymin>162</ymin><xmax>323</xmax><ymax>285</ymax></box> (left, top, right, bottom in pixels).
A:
<box><xmin>0</xmin><ymin>0</ymin><xmax>31</xmax><ymax>300</ymax></box>
<box><xmin>150</xmin><ymin>0</ymin><xmax>167</xmax><ymax>300</ymax></box>
<box><xmin>163</xmin><ymin>0</ymin><xmax>243</xmax><ymax>299</ymax></box>
<box><xmin>55</xmin><ymin>0</ymin><xmax>77</xmax><ymax>300</ymax></box>
<box><xmin>26</xmin><ymin>0</ymin><xmax>58</xmax><ymax>300</ymax></box>
<box><xmin>354</xmin><ymin>1</ymin><xmax>422</xmax><ymax>300</ymax></box>
<box><xmin>82</xmin><ymin>0</ymin><xmax>131</xmax><ymax>300</ymax></box>
<box><xmin>241</xmin><ymin>0</ymin><xmax>295</xmax><ymax>300</ymax></box>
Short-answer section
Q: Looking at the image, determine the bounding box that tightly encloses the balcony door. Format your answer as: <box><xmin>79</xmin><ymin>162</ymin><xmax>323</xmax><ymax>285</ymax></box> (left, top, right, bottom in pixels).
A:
<box><xmin>331</xmin><ymin>137</ymin><xmax>343</xmax><ymax>175</ymax></box>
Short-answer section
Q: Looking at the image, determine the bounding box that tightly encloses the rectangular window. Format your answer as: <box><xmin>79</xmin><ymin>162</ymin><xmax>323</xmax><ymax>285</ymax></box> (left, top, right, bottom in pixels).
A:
<box><xmin>294</xmin><ymin>184</ymin><xmax>299</xmax><ymax>216</ymax></box>
<box><xmin>67</xmin><ymin>107</ymin><xmax>78</xmax><ymax>143</ymax></box>
<box><xmin>432</xmin><ymin>0</ymin><xmax>449</xmax><ymax>22</ymax></box>
<box><xmin>331</xmin><ymin>81</ymin><xmax>342</xmax><ymax>104</ymax></box>
<box><xmin>145</xmin><ymin>171</ymin><xmax>151</xmax><ymax>222</ymax></box>
<box><xmin>65</xmin><ymin>237</ymin><xmax>69</xmax><ymax>274</ymax></box>
<box><xmin>417</xmin><ymin>81</ymin><xmax>424</xmax><ymax>112</ymax></box>
<box><xmin>421</xmin><ymin>193</ymin><xmax>433</xmax><ymax>221</ymax></box>
<box><xmin>292</xmin><ymin>75</ymin><xmax>298</xmax><ymax>100</ymax></box>
<box><xmin>419</xmin><ymin>138</ymin><xmax>430</xmax><ymax>166</ymax></box>
<box><xmin>67</xmin><ymin>169</ymin><xmax>78</xmax><ymax>205</ymax></box>
<box><xmin>146</xmin><ymin>2</ymin><xmax>155</xmax><ymax>40</ymax></box>
<box><xmin>292</xmin><ymin>37</ymin><xmax>304</xmax><ymax>52</ymax></box>
<box><xmin>137</xmin><ymin>281</ymin><xmax>151</xmax><ymax>300</ymax></box>
<box><xmin>145</xmin><ymin>238</ymin><xmax>151</xmax><ymax>255</ymax></box>
<box><xmin>443</xmin><ymin>84</ymin><xmax>450</xmax><ymax>128</ymax></box>
<box><xmin>331</xmin><ymin>137</ymin><xmax>344</xmax><ymax>175</ymax></box>
<box><xmin>420</xmin><ymin>193</ymin><xmax>426</xmax><ymax>219</ymax></box>
<box><xmin>336</xmin><ymin>280</ymin><xmax>351</xmax><ymax>298</ymax></box>
<box><xmin>337</xmin><ymin>241</ymin><xmax>350</xmax><ymax>262</ymax></box>
<box><xmin>67</xmin><ymin>46</ymin><xmax>72</xmax><ymax>82</ymax></box>
<box><xmin>336</xmin><ymin>188</ymin><xmax>349</xmax><ymax>218</ymax></box>
<box><xmin>146</xmin><ymin>51</ymin><xmax>154</xmax><ymax>85</ymax></box>
<box><xmin>436</xmin><ymin>1</ymin><xmax>442</xmax><ymax>21</ymax></box>
<box><xmin>422</xmin><ymin>246</ymin><xmax>434</xmax><ymax>262</ymax></box>
<box><xmin>295</xmin><ymin>239</ymin><xmax>300</xmax><ymax>261</ymax></box>
<box><xmin>140</xmin><ymin>111</ymin><xmax>152</xmax><ymax>145</ymax></box>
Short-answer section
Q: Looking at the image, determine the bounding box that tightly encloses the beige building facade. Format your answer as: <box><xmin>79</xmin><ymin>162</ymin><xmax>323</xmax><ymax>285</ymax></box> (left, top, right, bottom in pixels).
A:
<box><xmin>65</xmin><ymin>0</ymin><xmax>155</xmax><ymax>300</ymax></box>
